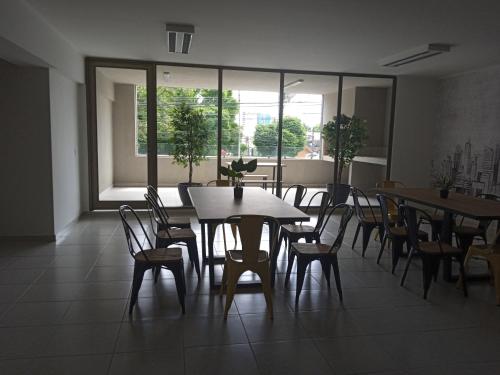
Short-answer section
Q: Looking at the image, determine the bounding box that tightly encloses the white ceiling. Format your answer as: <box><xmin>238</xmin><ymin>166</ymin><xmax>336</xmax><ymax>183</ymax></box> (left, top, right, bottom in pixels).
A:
<box><xmin>32</xmin><ymin>0</ymin><xmax>500</xmax><ymax>77</ymax></box>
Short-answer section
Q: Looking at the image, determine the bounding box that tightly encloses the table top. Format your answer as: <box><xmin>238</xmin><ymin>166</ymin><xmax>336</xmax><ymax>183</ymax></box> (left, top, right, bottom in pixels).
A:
<box><xmin>225</xmin><ymin>161</ymin><xmax>286</xmax><ymax>167</ymax></box>
<box><xmin>188</xmin><ymin>187</ymin><xmax>309</xmax><ymax>223</ymax></box>
<box><xmin>377</xmin><ymin>188</ymin><xmax>500</xmax><ymax>220</ymax></box>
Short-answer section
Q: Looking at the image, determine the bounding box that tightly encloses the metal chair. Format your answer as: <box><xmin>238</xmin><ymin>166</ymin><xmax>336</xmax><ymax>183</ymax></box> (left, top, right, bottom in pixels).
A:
<box><xmin>146</xmin><ymin>185</ymin><xmax>191</xmax><ymax>229</ymax></box>
<box><xmin>400</xmin><ymin>205</ymin><xmax>467</xmax><ymax>299</ymax></box>
<box><xmin>272</xmin><ymin>191</ymin><xmax>331</xmax><ymax>286</ymax></box>
<box><xmin>145</xmin><ymin>193</ymin><xmax>201</xmax><ymax>279</ymax></box>
<box><xmin>285</xmin><ymin>204</ymin><xmax>354</xmax><ymax>304</ymax></box>
<box><xmin>282</xmin><ymin>184</ymin><xmax>307</xmax><ymax>208</ymax></box>
<box><xmin>119</xmin><ymin>205</ymin><xmax>186</xmax><ymax>314</ymax></box>
<box><xmin>376</xmin><ymin>194</ymin><xmax>428</xmax><ymax>273</ymax></box>
<box><xmin>220</xmin><ymin>215</ymin><xmax>280</xmax><ymax>319</ymax></box>
<box><xmin>351</xmin><ymin>186</ymin><xmax>386</xmax><ymax>257</ymax></box>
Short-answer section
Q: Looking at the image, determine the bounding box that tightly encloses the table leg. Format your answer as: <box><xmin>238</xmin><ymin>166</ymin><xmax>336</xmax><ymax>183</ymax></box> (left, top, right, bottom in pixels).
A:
<box><xmin>201</xmin><ymin>223</ymin><xmax>207</xmax><ymax>262</ymax></box>
<box><xmin>207</xmin><ymin>222</ymin><xmax>215</xmax><ymax>288</ymax></box>
<box><xmin>272</xmin><ymin>166</ymin><xmax>276</xmax><ymax>194</ymax></box>
<box><xmin>441</xmin><ymin>211</ymin><xmax>454</xmax><ymax>281</ymax></box>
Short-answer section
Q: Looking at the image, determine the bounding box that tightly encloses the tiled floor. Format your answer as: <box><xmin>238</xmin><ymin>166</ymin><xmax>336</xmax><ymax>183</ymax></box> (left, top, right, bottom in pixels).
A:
<box><xmin>0</xmin><ymin>212</ymin><xmax>499</xmax><ymax>375</ymax></box>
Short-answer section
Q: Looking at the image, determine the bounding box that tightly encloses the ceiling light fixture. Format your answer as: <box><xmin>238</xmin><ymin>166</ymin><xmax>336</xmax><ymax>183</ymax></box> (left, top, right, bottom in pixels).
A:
<box><xmin>284</xmin><ymin>79</ymin><xmax>304</xmax><ymax>89</ymax></box>
<box><xmin>379</xmin><ymin>43</ymin><xmax>452</xmax><ymax>68</ymax></box>
<box><xmin>165</xmin><ymin>23</ymin><xmax>195</xmax><ymax>54</ymax></box>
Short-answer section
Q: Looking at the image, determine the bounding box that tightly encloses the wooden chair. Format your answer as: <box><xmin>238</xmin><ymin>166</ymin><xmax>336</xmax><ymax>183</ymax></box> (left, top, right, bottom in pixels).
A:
<box><xmin>351</xmin><ymin>187</ymin><xmax>385</xmax><ymax>257</ymax></box>
<box><xmin>220</xmin><ymin>215</ymin><xmax>280</xmax><ymax>319</ymax></box>
<box><xmin>285</xmin><ymin>204</ymin><xmax>354</xmax><ymax>304</ymax></box>
<box><xmin>452</xmin><ymin>193</ymin><xmax>499</xmax><ymax>251</ymax></box>
<box><xmin>400</xmin><ymin>205</ymin><xmax>468</xmax><ymax>299</ymax></box>
<box><xmin>145</xmin><ymin>193</ymin><xmax>201</xmax><ymax>279</ymax></box>
<box><xmin>146</xmin><ymin>185</ymin><xmax>191</xmax><ymax>229</ymax></box>
<box><xmin>119</xmin><ymin>205</ymin><xmax>186</xmax><ymax>314</ymax></box>
<box><xmin>460</xmin><ymin>230</ymin><xmax>500</xmax><ymax>305</ymax></box>
<box><xmin>282</xmin><ymin>184</ymin><xmax>307</xmax><ymax>208</ymax></box>
<box><xmin>376</xmin><ymin>194</ymin><xmax>428</xmax><ymax>273</ymax></box>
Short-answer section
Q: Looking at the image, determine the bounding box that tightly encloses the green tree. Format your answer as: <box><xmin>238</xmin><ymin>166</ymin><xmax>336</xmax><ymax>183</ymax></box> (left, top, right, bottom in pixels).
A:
<box><xmin>322</xmin><ymin>114</ymin><xmax>368</xmax><ymax>180</ymax></box>
<box><xmin>253</xmin><ymin>116</ymin><xmax>307</xmax><ymax>157</ymax></box>
<box><xmin>169</xmin><ymin>102</ymin><xmax>209</xmax><ymax>184</ymax></box>
<box><xmin>136</xmin><ymin>87</ymin><xmax>240</xmax><ymax>156</ymax></box>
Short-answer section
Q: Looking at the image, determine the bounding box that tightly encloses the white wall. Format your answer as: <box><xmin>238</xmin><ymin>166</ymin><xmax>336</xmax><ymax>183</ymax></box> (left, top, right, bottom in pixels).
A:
<box><xmin>49</xmin><ymin>69</ymin><xmax>84</xmax><ymax>234</ymax></box>
<box><xmin>96</xmin><ymin>71</ymin><xmax>115</xmax><ymax>193</ymax></box>
<box><xmin>0</xmin><ymin>60</ymin><xmax>55</xmax><ymax>238</ymax></box>
<box><xmin>390</xmin><ymin>76</ymin><xmax>438</xmax><ymax>187</ymax></box>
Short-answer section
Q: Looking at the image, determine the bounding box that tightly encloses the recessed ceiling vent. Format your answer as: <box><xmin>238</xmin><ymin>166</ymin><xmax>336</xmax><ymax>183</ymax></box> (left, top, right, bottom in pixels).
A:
<box><xmin>379</xmin><ymin>43</ymin><xmax>452</xmax><ymax>67</ymax></box>
<box><xmin>166</xmin><ymin>23</ymin><xmax>195</xmax><ymax>54</ymax></box>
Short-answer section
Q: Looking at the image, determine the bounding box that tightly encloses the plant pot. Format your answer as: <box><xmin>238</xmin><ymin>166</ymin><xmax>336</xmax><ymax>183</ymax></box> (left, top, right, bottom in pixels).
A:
<box><xmin>178</xmin><ymin>182</ymin><xmax>203</xmax><ymax>206</ymax></box>
<box><xmin>326</xmin><ymin>183</ymin><xmax>351</xmax><ymax>205</ymax></box>
<box><xmin>439</xmin><ymin>189</ymin><xmax>449</xmax><ymax>199</ymax></box>
<box><xmin>234</xmin><ymin>186</ymin><xmax>243</xmax><ymax>200</ymax></box>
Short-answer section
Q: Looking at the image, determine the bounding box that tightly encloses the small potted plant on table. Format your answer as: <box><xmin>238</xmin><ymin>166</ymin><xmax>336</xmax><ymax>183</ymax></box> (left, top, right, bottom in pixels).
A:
<box><xmin>220</xmin><ymin>158</ymin><xmax>258</xmax><ymax>199</ymax></box>
<box><xmin>434</xmin><ymin>174</ymin><xmax>454</xmax><ymax>199</ymax></box>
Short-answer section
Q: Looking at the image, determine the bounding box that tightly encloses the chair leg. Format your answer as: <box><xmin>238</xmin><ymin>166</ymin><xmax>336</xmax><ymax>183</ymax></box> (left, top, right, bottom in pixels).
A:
<box><xmin>129</xmin><ymin>262</ymin><xmax>147</xmax><ymax>314</ymax></box>
<box><xmin>171</xmin><ymin>263</ymin><xmax>186</xmax><ymax>314</ymax></box>
<box><xmin>377</xmin><ymin>234</ymin><xmax>387</xmax><ymax>264</ymax></box>
<box><xmin>256</xmin><ymin>265</ymin><xmax>273</xmax><ymax>319</ymax></box>
<box><xmin>154</xmin><ymin>266</ymin><xmax>161</xmax><ymax>283</ymax></box>
<box><xmin>188</xmin><ymin>239</ymin><xmax>201</xmax><ymax>280</ymax></box>
<box><xmin>422</xmin><ymin>255</ymin><xmax>434</xmax><ymax>299</ymax></box>
<box><xmin>400</xmin><ymin>247</ymin><xmax>414</xmax><ymax>286</ymax></box>
<box><xmin>220</xmin><ymin>261</ymin><xmax>227</xmax><ymax>296</ymax></box>
<box><xmin>331</xmin><ymin>255</ymin><xmax>343</xmax><ymax>301</ymax></box>
<box><xmin>295</xmin><ymin>257</ymin><xmax>308</xmax><ymax>305</ymax></box>
<box><xmin>456</xmin><ymin>256</ymin><xmax>468</xmax><ymax>297</ymax></box>
<box><xmin>361</xmin><ymin>225</ymin><xmax>374</xmax><ymax>257</ymax></box>
<box><xmin>224</xmin><ymin>265</ymin><xmax>243</xmax><ymax>319</ymax></box>
<box><xmin>391</xmin><ymin>237</ymin><xmax>404</xmax><ymax>274</ymax></box>
<box><xmin>319</xmin><ymin>258</ymin><xmax>331</xmax><ymax>288</ymax></box>
<box><xmin>284</xmin><ymin>251</ymin><xmax>296</xmax><ymax>288</ymax></box>
<box><xmin>352</xmin><ymin>222</ymin><xmax>361</xmax><ymax>249</ymax></box>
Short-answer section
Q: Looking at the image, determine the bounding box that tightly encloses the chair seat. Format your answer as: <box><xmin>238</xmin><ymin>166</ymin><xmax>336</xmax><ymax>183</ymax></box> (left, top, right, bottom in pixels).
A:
<box><xmin>227</xmin><ymin>250</ymin><xmax>269</xmax><ymax>263</ymax></box>
<box><xmin>134</xmin><ymin>247</ymin><xmax>183</xmax><ymax>263</ymax></box>
<box><xmin>281</xmin><ymin>224</ymin><xmax>316</xmax><ymax>234</ymax></box>
<box><xmin>158</xmin><ymin>228</ymin><xmax>196</xmax><ymax>240</ymax></box>
<box><xmin>453</xmin><ymin>225</ymin><xmax>484</xmax><ymax>237</ymax></box>
<box><xmin>166</xmin><ymin>216</ymin><xmax>191</xmax><ymax>227</ymax></box>
<box><xmin>419</xmin><ymin>241</ymin><xmax>462</xmax><ymax>255</ymax></box>
<box><xmin>292</xmin><ymin>242</ymin><xmax>336</xmax><ymax>255</ymax></box>
<box><xmin>390</xmin><ymin>226</ymin><xmax>428</xmax><ymax>239</ymax></box>
<box><xmin>469</xmin><ymin>244</ymin><xmax>500</xmax><ymax>254</ymax></box>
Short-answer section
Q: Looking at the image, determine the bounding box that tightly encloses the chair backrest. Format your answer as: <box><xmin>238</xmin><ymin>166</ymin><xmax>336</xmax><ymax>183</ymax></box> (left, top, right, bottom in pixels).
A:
<box><xmin>282</xmin><ymin>184</ymin><xmax>307</xmax><ymax>208</ymax></box>
<box><xmin>376</xmin><ymin>180</ymin><xmax>406</xmax><ymax>189</ymax></box>
<box><xmin>476</xmin><ymin>193</ymin><xmax>499</xmax><ymax>230</ymax></box>
<box><xmin>146</xmin><ymin>185</ymin><xmax>170</xmax><ymax>219</ymax></box>
<box><xmin>118</xmin><ymin>205</ymin><xmax>154</xmax><ymax>261</ymax></box>
<box><xmin>327</xmin><ymin>203</ymin><xmax>354</xmax><ymax>253</ymax></box>
<box><xmin>303</xmin><ymin>191</ymin><xmax>331</xmax><ymax>232</ymax></box>
<box><xmin>222</xmin><ymin>215</ymin><xmax>280</xmax><ymax>265</ymax></box>
<box><xmin>144</xmin><ymin>193</ymin><xmax>172</xmax><ymax>239</ymax></box>
<box><xmin>376</xmin><ymin>194</ymin><xmax>400</xmax><ymax>234</ymax></box>
<box><xmin>207</xmin><ymin>179</ymin><xmax>230</xmax><ymax>187</ymax></box>
<box><xmin>351</xmin><ymin>186</ymin><xmax>378</xmax><ymax>223</ymax></box>
<box><xmin>402</xmin><ymin>205</ymin><xmax>443</xmax><ymax>254</ymax></box>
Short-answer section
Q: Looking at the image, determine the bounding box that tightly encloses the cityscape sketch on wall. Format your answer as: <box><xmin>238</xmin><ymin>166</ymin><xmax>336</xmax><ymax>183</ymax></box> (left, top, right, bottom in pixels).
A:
<box><xmin>435</xmin><ymin>139</ymin><xmax>500</xmax><ymax>196</ymax></box>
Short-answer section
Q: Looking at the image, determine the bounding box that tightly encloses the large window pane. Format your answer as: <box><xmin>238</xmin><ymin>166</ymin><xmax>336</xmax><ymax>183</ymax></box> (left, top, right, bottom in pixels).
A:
<box><xmin>96</xmin><ymin>67</ymin><xmax>148</xmax><ymax>201</ymax></box>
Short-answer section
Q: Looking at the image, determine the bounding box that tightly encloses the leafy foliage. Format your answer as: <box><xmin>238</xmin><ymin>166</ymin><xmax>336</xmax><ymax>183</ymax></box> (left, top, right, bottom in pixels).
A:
<box><xmin>253</xmin><ymin>116</ymin><xmax>307</xmax><ymax>157</ymax></box>
<box><xmin>136</xmin><ymin>87</ymin><xmax>240</xmax><ymax>156</ymax></box>
<box><xmin>169</xmin><ymin>103</ymin><xmax>209</xmax><ymax>183</ymax></box>
<box><xmin>220</xmin><ymin>158</ymin><xmax>258</xmax><ymax>186</ymax></box>
<box><xmin>322</xmin><ymin>114</ymin><xmax>368</xmax><ymax>181</ymax></box>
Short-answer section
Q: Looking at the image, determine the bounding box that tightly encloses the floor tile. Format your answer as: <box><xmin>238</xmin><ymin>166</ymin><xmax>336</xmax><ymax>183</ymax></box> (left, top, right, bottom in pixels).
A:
<box><xmin>0</xmin><ymin>301</ymin><xmax>70</xmax><ymax>326</ymax></box>
<box><xmin>63</xmin><ymin>299</ymin><xmax>127</xmax><ymax>323</ymax></box>
<box><xmin>241</xmin><ymin>311</ymin><xmax>309</xmax><ymax>342</ymax></box>
<box><xmin>116</xmin><ymin>319</ymin><xmax>184</xmax><ymax>352</ymax></box>
<box><xmin>182</xmin><ymin>315</ymin><xmax>247</xmax><ymax>347</ymax></box>
<box><xmin>0</xmin><ymin>355</ymin><xmax>111</xmax><ymax>375</ymax></box>
<box><xmin>109</xmin><ymin>350</ymin><xmax>184</xmax><ymax>375</ymax></box>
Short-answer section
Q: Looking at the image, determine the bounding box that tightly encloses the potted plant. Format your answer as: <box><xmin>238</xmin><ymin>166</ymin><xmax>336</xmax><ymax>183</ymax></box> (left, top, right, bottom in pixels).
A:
<box><xmin>322</xmin><ymin>114</ymin><xmax>368</xmax><ymax>204</ymax></box>
<box><xmin>169</xmin><ymin>102</ymin><xmax>209</xmax><ymax>206</ymax></box>
<box><xmin>434</xmin><ymin>174</ymin><xmax>454</xmax><ymax>199</ymax></box>
<box><xmin>220</xmin><ymin>158</ymin><xmax>258</xmax><ymax>199</ymax></box>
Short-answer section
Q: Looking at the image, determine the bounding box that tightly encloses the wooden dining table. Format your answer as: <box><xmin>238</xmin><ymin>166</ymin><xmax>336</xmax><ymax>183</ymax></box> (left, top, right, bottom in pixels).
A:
<box><xmin>188</xmin><ymin>186</ymin><xmax>310</xmax><ymax>288</ymax></box>
<box><xmin>377</xmin><ymin>188</ymin><xmax>500</xmax><ymax>281</ymax></box>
